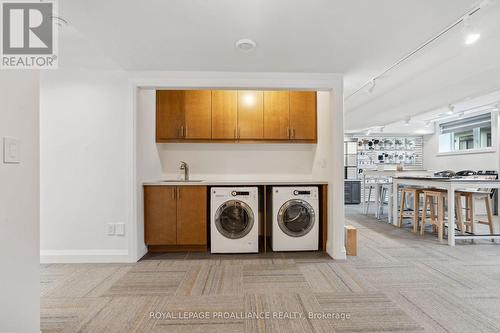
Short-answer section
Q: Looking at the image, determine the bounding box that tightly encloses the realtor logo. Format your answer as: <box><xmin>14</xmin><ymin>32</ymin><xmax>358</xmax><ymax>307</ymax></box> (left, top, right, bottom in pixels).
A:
<box><xmin>1</xmin><ymin>0</ymin><xmax>58</xmax><ymax>69</ymax></box>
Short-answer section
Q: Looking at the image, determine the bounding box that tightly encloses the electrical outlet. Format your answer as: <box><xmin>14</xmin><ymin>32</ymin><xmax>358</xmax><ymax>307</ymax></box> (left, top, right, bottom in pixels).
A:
<box><xmin>106</xmin><ymin>223</ymin><xmax>115</xmax><ymax>235</ymax></box>
<box><xmin>115</xmin><ymin>223</ymin><xmax>125</xmax><ymax>236</ymax></box>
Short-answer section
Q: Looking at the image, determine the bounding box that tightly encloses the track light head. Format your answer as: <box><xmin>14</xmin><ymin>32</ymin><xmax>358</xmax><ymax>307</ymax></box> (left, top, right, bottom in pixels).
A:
<box><xmin>447</xmin><ymin>104</ymin><xmax>455</xmax><ymax>115</ymax></box>
<box><xmin>367</xmin><ymin>79</ymin><xmax>376</xmax><ymax>93</ymax></box>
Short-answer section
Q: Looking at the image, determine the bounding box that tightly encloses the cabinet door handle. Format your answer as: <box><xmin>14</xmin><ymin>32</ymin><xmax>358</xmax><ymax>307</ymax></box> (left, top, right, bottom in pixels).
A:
<box><xmin>287</xmin><ymin>127</ymin><xmax>290</xmax><ymax>139</ymax></box>
<box><xmin>172</xmin><ymin>188</ymin><xmax>176</xmax><ymax>200</ymax></box>
<box><xmin>292</xmin><ymin>128</ymin><xmax>296</xmax><ymax>139</ymax></box>
<box><xmin>177</xmin><ymin>187</ymin><xmax>181</xmax><ymax>200</ymax></box>
<box><xmin>238</xmin><ymin>128</ymin><xmax>241</xmax><ymax>139</ymax></box>
<box><xmin>184</xmin><ymin>126</ymin><xmax>187</xmax><ymax>138</ymax></box>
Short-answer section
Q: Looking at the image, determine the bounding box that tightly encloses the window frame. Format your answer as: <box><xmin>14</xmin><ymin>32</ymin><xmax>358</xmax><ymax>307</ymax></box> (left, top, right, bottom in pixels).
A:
<box><xmin>436</xmin><ymin>110</ymin><xmax>498</xmax><ymax>156</ymax></box>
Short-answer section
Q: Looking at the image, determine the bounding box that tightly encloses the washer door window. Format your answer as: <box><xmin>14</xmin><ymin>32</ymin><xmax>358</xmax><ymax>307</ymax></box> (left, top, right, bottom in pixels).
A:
<box><xmin>278</xmin><ymin>199</ymin><xmax>315</xmax><ymax>237</ymax></box>
<box><xmin>215</xmin><ymin>200</ymin><xmax>254</xmax><ymax>239</ymax></box>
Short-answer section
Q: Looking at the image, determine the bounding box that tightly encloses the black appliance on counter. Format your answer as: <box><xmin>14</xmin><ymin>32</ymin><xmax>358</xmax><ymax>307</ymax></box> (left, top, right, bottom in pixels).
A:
<box><xmin>433</xmin><ymin>170</ymin><xmax>456</xmax><ymax>178</ymax></box>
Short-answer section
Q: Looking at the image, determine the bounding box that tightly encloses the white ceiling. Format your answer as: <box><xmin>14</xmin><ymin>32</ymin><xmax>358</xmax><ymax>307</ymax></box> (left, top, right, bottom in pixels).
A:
<box><xmin>59</xmin><ymin>1</ymin><xmax>471</xmax><ymax>76</ymax></box>
<box><xmin>58</xmin><ymin>0</ymin><xmax>500</xmax><ymax>131</ymax></box>
<box><xmin>345</xmin><ymin>1</ymin><xmax>500</xmax><ymax>131</ymax></box>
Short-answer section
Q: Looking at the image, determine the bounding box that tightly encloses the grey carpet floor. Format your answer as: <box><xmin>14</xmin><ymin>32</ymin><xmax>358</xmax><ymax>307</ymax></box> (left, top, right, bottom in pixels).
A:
<box><xmin>40</xmin><ymin>207</ymin><xmax>500</xmax><ymax>332</ymax></box>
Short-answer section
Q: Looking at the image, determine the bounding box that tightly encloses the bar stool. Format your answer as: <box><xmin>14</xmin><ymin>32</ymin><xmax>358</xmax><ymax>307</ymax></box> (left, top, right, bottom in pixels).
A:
<box><xmin>364</xmin><ymin>184</ymin><xmax>376</xmax><ymax>215</ymax></box>
<box><xmin>421</xmin><ymin>190</ymin><xmax>446</xmax><ymax>241</ymax></box>
<box><xmin>377</xmin><ymin>183</ymin><xmax>392</xmax><ymax>219</ymax></box>
<box><xmin>456</xmin><ymin>190</ymin><xmax>495</xmax><ymax>237</ymax></box>
<box><xmin>399</xmin><ymin>187</ymin><xmax>423</xmax><ymax>232</ymax></box>
<box><xmin>365</xmin><ymin>183</ymin><xmax>386</xmax><ymax>215</ymax></box>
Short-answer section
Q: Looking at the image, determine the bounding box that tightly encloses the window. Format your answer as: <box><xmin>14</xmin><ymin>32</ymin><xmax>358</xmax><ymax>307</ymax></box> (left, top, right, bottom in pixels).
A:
<box><xmin>438</xmin><ymin>113</ymin><xmax>493</xmax><ymax>153</ymax></box>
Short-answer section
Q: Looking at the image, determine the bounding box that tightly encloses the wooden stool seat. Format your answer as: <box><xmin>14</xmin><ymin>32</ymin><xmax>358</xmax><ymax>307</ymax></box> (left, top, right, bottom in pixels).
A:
<box><xmin>399</xmin><ymin>188</ymin><xmax>423</xmax><ymax>233</ymax></box>
<box><xmin>421</xmin><ymin>190</ymin><xmax>449</xmax><ymax>241</ymax></box>
<box><xmin>456</xmin><ymin>190</ymin><xmax>495</xmax><ymax>237</ymax></box>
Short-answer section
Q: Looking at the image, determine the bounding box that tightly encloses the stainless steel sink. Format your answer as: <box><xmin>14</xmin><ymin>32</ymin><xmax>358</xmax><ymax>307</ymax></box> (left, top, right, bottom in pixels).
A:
<box><xmin>160</xmin><ymin>180</ymin><xmax>203</xmax><ymax>183</ymax></box>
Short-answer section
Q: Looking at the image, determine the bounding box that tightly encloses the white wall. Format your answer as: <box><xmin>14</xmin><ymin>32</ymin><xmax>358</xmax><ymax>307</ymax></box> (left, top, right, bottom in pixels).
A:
<box><xmin>40</xmin><ymin>69</ymin><xmax>133</xmax><ymax>262</ymax></box>
<box><xmin>138</xmin><ymin>90</ymin><xmax>331</xmax><ymax>182</ymax></box>
<box><xmin>0</xmin><ymin>71</ymin><xmax>40</xmax><ymax>333</ymax></box>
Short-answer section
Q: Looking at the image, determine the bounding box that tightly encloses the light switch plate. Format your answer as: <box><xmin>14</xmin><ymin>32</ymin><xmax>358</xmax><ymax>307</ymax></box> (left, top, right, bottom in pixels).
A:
<box><xmin>3</xmin><ymin>137</ymin><xmax>20</xmax><ymax>164</ymax></box>
<box><xmin>115</xmin><ymin>223</ymin><xmax>125</xmax><ymax>236</ymax></box>
<box><xmin>106</xmin><ymin>223</ymin><xmax>115</xmax><ymax>235</ymax></box>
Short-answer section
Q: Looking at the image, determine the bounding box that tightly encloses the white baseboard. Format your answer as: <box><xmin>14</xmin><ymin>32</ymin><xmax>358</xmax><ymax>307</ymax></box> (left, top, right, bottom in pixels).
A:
<box><xmin>137</xmin><ymin>245</ymin><xmax>148</xmax><ymax>261</ymax></box>
<box><xmin>40</xmin><ymin>249</ymin><xmax>130</xmax><ymax>263</ymax></box>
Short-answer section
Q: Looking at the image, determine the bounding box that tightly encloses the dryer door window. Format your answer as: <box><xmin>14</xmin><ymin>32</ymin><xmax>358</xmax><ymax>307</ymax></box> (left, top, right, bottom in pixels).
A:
<box><xmin>278</xmin><ymin>199</ymin><xmax>315</xmax><ymax>237</ymax></box>
<box><xmin>215</xmin><ymin>200</ymin><xmax>254</xmax><ymax>239</ymax></box>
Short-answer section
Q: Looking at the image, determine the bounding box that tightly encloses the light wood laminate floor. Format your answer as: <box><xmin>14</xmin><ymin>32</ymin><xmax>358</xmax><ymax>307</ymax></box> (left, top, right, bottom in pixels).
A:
<box><xmin>41</xmin><ymin>207</ymin><xmax>500</xmax><ymax>332</ymax></box>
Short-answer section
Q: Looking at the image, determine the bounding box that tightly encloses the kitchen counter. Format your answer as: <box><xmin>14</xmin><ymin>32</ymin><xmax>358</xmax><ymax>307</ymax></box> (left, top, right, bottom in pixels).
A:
<box><xmin>143</xmin><ymin>179</ymin><xmax>329</xmax><ymax>186</ymax></box>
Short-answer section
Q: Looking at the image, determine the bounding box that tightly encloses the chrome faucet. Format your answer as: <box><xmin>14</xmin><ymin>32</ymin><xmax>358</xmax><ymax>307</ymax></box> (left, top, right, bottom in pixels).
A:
<box><xmin>180</xmin><ymin>161</ymin><xmax>189</xmax><ymax>181</ymax></box>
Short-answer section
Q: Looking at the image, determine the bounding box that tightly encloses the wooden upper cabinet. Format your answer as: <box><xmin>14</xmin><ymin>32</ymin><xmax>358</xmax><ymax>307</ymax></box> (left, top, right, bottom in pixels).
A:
<box><xmin>156</xmin><ymin>90</ymin><xmax>184</xmax><ymax>141</ymax></box>
<box><xmin>238</xmin><ymin>91</ymin><xmax>264</xmax><ymax>139</ymax></box>
<box><xmin>184</xmin><ymin>90</ymin><xmax>212</xmax><ymax>139</ymax></box>
<box><xmin>289</xmin><ymin>91</ymin><xmax>317</xmax><ymax>141</ymax></box>
<box><xmin>176</xmin><ymin>186</ymin><xmax>207</xmax><ymax>245</ymax></box>
<box><xmin>144</xmin><ymin>186</ymin><xmax>177</xmax><ymax>245</ymax></box>
<box><xmin>263</xmin><ymin>91</ymin><xmax>290</xmax><ymax>140</ymax></box>
<box><xmin>212</xmin><ymin>90</ymin><xmax>237</xmax><ymax>139</ymax></box>
<box><xmin>156</xmin><ymin>89</ymin><xmax>317</xmax><ymax>143</ymax></box>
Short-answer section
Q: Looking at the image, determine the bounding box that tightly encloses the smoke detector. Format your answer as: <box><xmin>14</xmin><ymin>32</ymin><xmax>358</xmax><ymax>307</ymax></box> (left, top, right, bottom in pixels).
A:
<box><xmin>235</xmin><ymin>39</ymin><xmax>257</xmax><ymax>51</ymax></box>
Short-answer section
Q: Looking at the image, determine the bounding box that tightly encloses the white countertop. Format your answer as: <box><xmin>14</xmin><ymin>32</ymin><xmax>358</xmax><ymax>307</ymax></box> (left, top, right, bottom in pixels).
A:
<box><xmin>363</xmin><ymin>169</ymin><xmax>431</xmax><ymax>177</ymax></box>
<box><xmin>143</xmin><ymin>179</ymin><xmax>329</xmax><ymax>186</ymax></box>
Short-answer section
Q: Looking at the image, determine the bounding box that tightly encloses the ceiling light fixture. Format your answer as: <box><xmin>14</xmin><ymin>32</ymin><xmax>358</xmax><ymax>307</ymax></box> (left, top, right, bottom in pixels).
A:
<box><xmin>235</xmin><ymin>39</ymin><xmax>257</xmax><ymax>51</ymax></box>
<box><xmin>404</xmin><ymin>117</ymin><xmax>411</xmax><ymax>126</ymax></box>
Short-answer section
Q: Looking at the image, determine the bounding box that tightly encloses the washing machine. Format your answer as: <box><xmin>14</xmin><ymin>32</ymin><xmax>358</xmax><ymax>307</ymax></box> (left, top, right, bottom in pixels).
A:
<box><xmin>272</xmin><ymin>186</ymin><xmax>319</xmax><ymax>251</ymax></box>
<box><xmin>211</xmin><ymin>187</ymin><xmax>259</xmax><ymax>253</ymax></box>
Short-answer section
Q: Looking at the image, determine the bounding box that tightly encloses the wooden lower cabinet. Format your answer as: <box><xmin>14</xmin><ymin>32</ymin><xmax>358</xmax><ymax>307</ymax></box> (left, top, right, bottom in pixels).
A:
<box><xmin>176</xmin><ymin>186</ymin><xmax>207</xmax><ymax>245</ymax></box>
<box><xmin>144</xmin><ymin>186</ymin><xmax>177</xmax><ymax>245</ymax></box>
<box><xmin>144</xmin><ymin>186</ymin><xmax>207</xmax><ymax>250</ymax></box>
